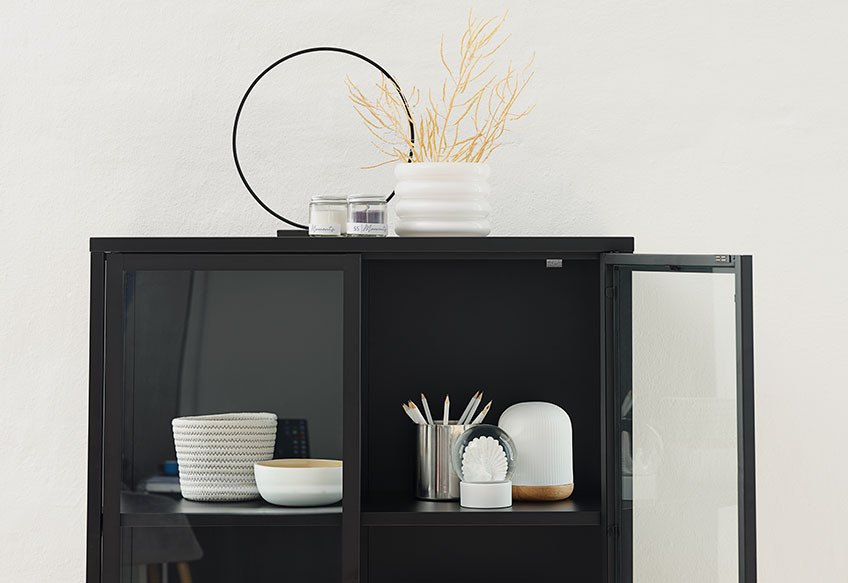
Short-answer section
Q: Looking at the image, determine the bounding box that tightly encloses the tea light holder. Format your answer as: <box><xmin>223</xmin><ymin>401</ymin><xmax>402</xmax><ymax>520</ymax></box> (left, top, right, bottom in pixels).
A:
<box><xmin>308</xmin><ymin>194</ymin><xmax>347</xmax><ymax>236</ymax></box>
<box><xmin>347</xmin><ymin>195</ymin><xmax>387</xmax><ymax>237</ymax></box>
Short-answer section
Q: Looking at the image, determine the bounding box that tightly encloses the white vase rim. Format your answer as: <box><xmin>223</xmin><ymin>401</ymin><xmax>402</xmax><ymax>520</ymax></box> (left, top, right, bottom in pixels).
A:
<box><xmin>394</xmin><ymin>162</ymin><xmax>490</xmax><ymax>180</ymax></box>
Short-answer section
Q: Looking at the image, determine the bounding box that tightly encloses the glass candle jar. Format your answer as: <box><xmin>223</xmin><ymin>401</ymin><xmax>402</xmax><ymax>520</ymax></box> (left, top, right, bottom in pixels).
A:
<box><xmin>309</xmin><ymin>194</ymin><xmax>347</xmax><ymax>237</ymax></box>
<box><xmin>347</xmin><ymin>195</ymin><xmax>387</xmax><ymax>237</ymax></box>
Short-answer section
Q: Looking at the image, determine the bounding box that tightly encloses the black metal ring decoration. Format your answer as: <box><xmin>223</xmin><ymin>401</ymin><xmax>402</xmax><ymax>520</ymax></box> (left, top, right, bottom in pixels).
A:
<box><xmin>232</xmin><ymin>47</ymin><xmax>415</xmax><ymax>229</ymax></box>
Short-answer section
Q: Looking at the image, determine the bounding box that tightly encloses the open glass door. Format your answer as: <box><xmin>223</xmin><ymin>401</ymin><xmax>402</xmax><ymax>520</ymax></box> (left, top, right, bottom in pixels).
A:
<box><xmin>602</xmin><ymin>254</ymin><xmax>755</xmax><ymax>583</ymax></box>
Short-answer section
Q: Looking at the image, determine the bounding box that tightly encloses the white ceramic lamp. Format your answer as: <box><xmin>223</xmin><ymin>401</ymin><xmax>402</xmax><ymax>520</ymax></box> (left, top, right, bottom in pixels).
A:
<box><xmin>498</xmin><ymin>402</ymin><xmax>574</xmax><ymax>501</ymax></box>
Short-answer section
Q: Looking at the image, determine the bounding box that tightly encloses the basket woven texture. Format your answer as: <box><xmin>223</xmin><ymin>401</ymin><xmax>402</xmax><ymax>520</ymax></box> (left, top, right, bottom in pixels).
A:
<box><xmin>172</xmin><ymin>413</ymin><xmax>278</xmax><ymax>502</ymax></box>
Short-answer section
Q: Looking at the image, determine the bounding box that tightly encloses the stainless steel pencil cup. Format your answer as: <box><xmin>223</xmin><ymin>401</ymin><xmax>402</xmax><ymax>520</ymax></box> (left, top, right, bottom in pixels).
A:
<box><xmin>416</xmin><ymin>422</ymin><xmax>470</xmax><ymax>500</ymax></box>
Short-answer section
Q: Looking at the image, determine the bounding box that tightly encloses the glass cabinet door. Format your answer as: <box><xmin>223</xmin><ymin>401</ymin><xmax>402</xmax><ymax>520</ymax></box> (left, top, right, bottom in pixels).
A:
<box><xmin>99</xmin><ymin>254</ymin><xmax>360</xmax><ymax>582</ymax></box>
<box><xmin>603</xmin><ymin>255</ymin><xmax>755</xmax><ymax>583</ymax></box>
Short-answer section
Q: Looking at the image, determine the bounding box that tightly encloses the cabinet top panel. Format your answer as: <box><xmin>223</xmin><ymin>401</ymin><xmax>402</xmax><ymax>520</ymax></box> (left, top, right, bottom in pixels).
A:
<box><xmin>90</xmin><ymin>236</ymin><xmax>634</xmax><ymax>255</ymax></box>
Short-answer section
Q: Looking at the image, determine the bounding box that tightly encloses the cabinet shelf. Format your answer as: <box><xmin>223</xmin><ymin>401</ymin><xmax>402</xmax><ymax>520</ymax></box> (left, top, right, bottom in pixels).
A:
<box><xmin>120</xmin><ymin>492</ymin><xmax>341</xmax><ymax>528</ymax></box>
<box><xmin>362</xmin><ymin>496</ymin><xmax>600</xmax><ymax>527</ymax></box>
<box><xmin>120</xmin><ymin>493</ymin><xmax>598</xmax><ymax>528</ymax></box>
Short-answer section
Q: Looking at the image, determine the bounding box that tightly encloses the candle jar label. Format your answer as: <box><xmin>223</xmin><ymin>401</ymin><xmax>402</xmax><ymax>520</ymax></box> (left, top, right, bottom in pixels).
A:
<box><xmin>309</xmin><ymin>223</ymin><xmax>342</xmax><ymax>236</ymax></box>
<box><xmin>347</xmin><ymin>222</ymin><xmax>388</xmax><ymax>237</ymax></box>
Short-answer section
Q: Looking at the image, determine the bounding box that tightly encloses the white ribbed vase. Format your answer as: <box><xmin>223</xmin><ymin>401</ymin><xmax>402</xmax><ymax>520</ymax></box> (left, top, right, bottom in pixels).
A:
<box><xmin>172</xmin><ymin>413</ymin><xmax>277</xmax><ymax>502</ymax></box>
<box><xmin>497</xmin><ymin>402</ymin><xmax>574</xmax><ymax>501</ymax></box>
<box><xmin>393</xmin><ymin>163</ymin><xmax>491</xmax><ymax>237</ymax></box>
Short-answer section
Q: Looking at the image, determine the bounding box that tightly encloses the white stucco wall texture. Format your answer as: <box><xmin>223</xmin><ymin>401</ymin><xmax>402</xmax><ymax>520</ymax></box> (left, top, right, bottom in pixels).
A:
<box><xmin>1</xmin><ymin>1</ymin><xmax>847</xmax><ymax>580</ymax></box>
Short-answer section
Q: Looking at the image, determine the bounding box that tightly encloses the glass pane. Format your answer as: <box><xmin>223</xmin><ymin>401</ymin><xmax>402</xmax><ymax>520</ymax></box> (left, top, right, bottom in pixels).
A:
<box><xmin>120</xmin><ymin>269</ymin><xmax>344</xmax><ymax>578</ymax></box>
<box><xmin>620</xmin><ymin>270</ymin><xmax>738</xmax><ymax>583</ymax></box>
<box><xmin>120</xmin><ymin>525</ymin><xmax>341</xmax><ymax>582</ymax></box>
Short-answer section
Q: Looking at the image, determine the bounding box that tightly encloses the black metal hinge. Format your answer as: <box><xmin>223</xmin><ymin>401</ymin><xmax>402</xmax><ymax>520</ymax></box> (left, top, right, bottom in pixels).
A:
<box><xmin>605</xmin><ymin>286</ymin><xmax>616</xmax><ymax>298</ymax></box>
<box><xmin>607</xmin><ymin>524</ymin><xmax>621</xmax><ymax>536</ymax></box>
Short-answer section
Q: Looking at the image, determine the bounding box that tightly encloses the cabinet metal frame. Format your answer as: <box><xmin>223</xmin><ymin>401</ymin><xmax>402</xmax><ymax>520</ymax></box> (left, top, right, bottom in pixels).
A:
<box><xmin>87</xmin><ymin>238</ymin><xmax>755</xmax><ymax>583</ymax></box>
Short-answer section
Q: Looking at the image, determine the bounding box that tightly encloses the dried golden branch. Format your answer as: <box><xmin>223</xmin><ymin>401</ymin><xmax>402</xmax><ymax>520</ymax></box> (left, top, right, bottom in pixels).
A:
<box><xmin>348</xmin><ymin>10</ymin><xmax>534</xmax><ymax>165</ymax></box>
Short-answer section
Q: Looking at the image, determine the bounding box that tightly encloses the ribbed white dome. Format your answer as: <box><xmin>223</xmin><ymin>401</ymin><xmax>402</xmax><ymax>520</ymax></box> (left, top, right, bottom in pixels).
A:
<box><xmin>498</xmin><ymin>402</ymin><xmax>573</xmax><ymax>487</ymax></box>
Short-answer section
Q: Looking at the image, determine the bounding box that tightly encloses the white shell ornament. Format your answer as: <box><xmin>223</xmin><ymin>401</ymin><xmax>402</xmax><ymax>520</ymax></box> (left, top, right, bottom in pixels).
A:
<box><xmin>452</xmin><ymin>424</ymin><xmax>517</xmax><ymax>483</ymax></box>
<box><xmin>451</xmin><ymin>424</ymin><xmax>517</xmax><ymax>509</ymax></box>
<box><xmin>461</xmin><ymin>436</ymin><xmax>508</xmax><ymax>482</ymax></box>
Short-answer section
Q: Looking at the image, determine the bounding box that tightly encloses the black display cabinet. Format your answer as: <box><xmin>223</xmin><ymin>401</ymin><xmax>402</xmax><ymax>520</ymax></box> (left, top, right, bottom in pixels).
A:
<box><xmin>87</xmin><ymin>237</ymin><xmax>756</xmax><ymax>582</ymax></box>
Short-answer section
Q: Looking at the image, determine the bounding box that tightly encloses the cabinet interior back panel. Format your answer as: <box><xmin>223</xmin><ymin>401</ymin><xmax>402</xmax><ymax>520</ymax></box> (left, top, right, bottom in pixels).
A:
<box><xmin>362</xmin><ymin>258</ymin><xmax>601</xmax><ymax>502</ymax></box>
<box><xmin>366</xmin><ymin>526</ymin><xmax>603</xmax><ymax>582</ymax></box>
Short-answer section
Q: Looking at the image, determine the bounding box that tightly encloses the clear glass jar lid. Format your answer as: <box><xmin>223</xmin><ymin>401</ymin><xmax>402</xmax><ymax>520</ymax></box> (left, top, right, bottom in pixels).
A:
<box><xmin>310</xmin><ymin>194</ymin><xmax>347</xmax><ymax>202</ymax></box>
<box><xmin>348</xmin><ymin>194</ymin><xmax>386</xmax><ymax>203</ymax></box>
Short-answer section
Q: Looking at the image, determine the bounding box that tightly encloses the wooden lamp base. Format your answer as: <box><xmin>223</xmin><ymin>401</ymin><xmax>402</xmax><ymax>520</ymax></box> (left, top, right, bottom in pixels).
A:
<box><xmin>512</xmin><ymin>483</ymin><xmax>574</xmax><ymax>502</ymax></box>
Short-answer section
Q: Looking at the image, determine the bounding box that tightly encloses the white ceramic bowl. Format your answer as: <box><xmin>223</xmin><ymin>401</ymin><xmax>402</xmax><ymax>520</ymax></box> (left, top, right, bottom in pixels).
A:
<box><xmin>254</xmin><ymin>459</ymin><xmax>343</xmax><ymax>507</ymax></box>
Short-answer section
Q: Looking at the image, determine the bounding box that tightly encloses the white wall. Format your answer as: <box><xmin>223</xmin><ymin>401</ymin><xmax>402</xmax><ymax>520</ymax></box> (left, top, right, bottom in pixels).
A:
<box><xmin>1</xmin><ymin>1</ymin><xmax>846</xmax><ymax>580</ymax></box>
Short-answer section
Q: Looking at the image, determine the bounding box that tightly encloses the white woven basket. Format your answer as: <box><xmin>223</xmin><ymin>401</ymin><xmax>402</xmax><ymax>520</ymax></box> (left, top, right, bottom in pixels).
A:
<box><xmin>172</xmin><ymin>412</ymin><xmax>277</xmax><ymax>502</ymax></box>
